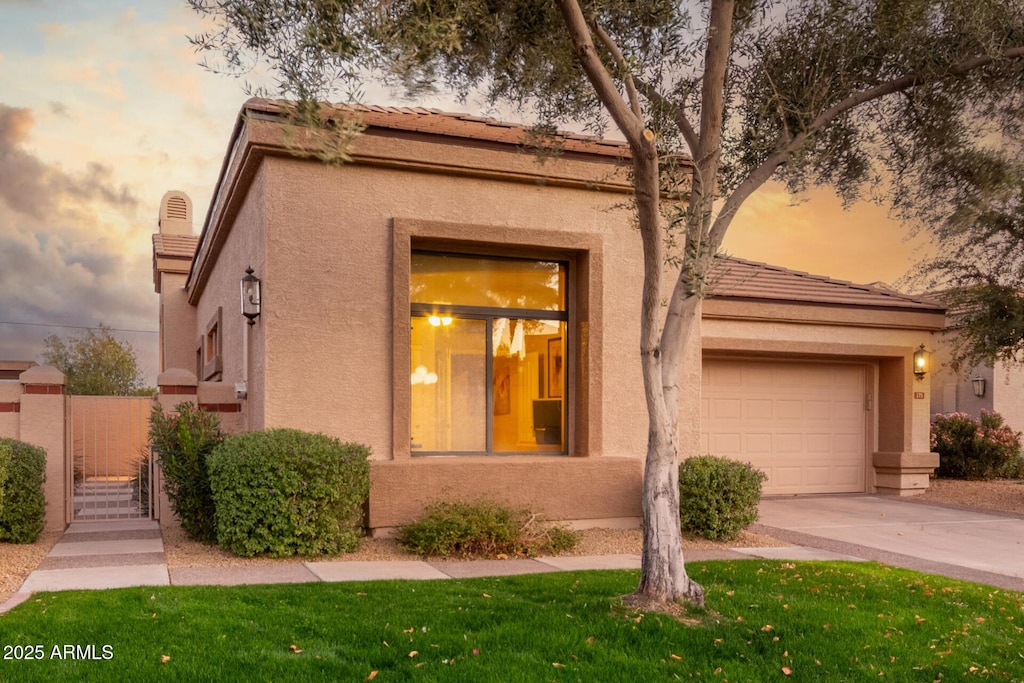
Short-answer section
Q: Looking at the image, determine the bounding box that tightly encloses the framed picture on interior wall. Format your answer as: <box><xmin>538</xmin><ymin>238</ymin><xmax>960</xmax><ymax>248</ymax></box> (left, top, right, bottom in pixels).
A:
<box><xmin>548</xmin><ymin>338</ymin><xmax>563</xmax><ymax>398</ymax></box>
<box><xmin>493</xmin><ymin>356</ymin><xmax>512</xmax><ymax>415</ymax></box>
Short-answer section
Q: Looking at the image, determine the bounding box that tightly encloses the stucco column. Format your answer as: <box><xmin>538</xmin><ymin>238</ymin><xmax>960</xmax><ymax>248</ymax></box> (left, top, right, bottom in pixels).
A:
<box><xmin>154</xmin><ymin>368</ymin><xmax>198</xmax><ymax>528</ymax></box>
<box><xmin>872</xmin><ymin>351</ymin><xmax>939</xmax><ymax>496</ymax></box>
<box><xmin>18</xmin><ymin>365</ymin><xmax>67</xmax><ymax>530</ymax></box>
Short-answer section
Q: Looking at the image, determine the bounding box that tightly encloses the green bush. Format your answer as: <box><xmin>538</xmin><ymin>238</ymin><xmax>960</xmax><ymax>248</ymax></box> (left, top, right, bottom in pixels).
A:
<box><xmin>679</xmin><ymin>455</ymin><xmax>766</xmax><ymax>541</ymax></box>
<box><xmin>208</xmin><ymin>429</ymin><xmax>371</xmax><ymax>557</ymax></box>
<box><xmin>397</xmin><ymin>500</ymin><xmax>579</xmax><ymax>558</ymax></box>
<box><xmin>0</xmin><ymin>440</ymin><xmax>10</xmax><ymax>517</ymax></box>
<box><xmin>149</xmin><ymin>403</ymin><xmax>223</xmax><ymax>543</ymax></box>
<box><xmin>932</xmin><ymin>410</ymin><xmax>1022</xmax><ymax>480</ymax></box>
<box><xmin>0</xmin><ymin>438</ymin><xmax>47</xmax><ymax>543</ymax></box>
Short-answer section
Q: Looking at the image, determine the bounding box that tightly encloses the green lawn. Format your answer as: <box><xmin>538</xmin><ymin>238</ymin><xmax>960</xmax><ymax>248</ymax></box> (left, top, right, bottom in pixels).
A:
<box><xmin>0</xmin><ymin>561</ymin><xmax>1022</xmax><ymax>681</ymax></box>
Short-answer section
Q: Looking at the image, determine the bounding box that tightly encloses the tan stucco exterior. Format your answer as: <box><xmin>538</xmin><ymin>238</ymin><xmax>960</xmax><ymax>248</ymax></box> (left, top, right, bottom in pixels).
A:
<box><xmin>155</xmin><ymin>101</ymin><xmax>945</xmax><ymax>530</ymax></box>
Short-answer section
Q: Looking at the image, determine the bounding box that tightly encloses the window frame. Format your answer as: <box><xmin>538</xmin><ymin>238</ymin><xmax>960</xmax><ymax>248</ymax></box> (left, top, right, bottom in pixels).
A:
<box><xmin>410</xmin><ymin>251</ymin><xmax>570</xmax><ymax>456</ymax></box>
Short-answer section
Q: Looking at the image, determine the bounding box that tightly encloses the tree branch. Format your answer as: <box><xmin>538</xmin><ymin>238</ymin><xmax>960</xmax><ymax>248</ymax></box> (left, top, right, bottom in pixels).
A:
<box><xmin>590</xmin><ymin>20</ymin><xmax>642</xmax><ymax>119</ymax></box>
<box><xmin>555</xmin><ymin>0</ymin><xmax>645</xmax><ymax>147</ymax></box>
<box><xmin>634</xmin><ymin>76</ymin><xmax>699</xmax><ymax>160</ymax></box>
<box><xmin>707</xmin><ymin>45</ymin><xmax>1024</xmax><ymax>251</ymax></box>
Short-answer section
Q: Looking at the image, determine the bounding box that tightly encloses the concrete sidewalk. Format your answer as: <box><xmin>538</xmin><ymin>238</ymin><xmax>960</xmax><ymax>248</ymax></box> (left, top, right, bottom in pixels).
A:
<box><xmin>1</xmin><ymin>519</ymin><xmax>860</xmax><ymax>615</ymax></box>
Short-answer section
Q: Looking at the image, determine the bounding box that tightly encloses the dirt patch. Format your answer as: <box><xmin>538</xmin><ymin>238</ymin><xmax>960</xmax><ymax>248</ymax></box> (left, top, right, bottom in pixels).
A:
<box><xmin>0</xmin><ymin>531</ymin><xmax>62</xmax><ymax>606</ymax></box>
<box><xmin>915</xmin><ymin>478</ymin><xmax>1024</xmax><ymax>514</ymax></box>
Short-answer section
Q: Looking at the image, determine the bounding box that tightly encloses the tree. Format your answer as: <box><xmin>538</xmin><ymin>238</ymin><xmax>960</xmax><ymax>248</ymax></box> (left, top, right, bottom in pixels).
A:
<box><xmin>189</xmin><ymin>0</ymin><xmax>1024</xmax><ymax>607</ymax></box>
<box><xmin>910</xmin><ymin>152</ymin><xmax>1024</xmax><ymax>371</ymax></box>
<box><xmin>42</xmin><ymin>325</ymin><xmax>153</xmax><ymax>396</ymax></box>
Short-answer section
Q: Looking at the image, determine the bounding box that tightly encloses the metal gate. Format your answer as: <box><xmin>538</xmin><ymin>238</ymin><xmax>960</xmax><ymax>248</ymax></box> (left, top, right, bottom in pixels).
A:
<box><xmin>65</xmin><ymin>396</ymin><xmax>155</xmax><ymax>521</ymax></box>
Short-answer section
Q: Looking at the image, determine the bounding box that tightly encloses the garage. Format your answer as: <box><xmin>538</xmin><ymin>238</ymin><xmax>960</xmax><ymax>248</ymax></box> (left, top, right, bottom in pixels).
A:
<box><xmin>700</xmin><ymin>358</ymin><xmax>867</xmax><ymax>495</ymax></box>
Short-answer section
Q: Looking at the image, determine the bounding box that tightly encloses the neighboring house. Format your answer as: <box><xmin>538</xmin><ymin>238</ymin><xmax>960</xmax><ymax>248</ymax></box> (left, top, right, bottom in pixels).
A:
<box><xmin>152</xmin><ymin>99</ymin><xmax>945</xmax><ymax>533</ymax></box>
<box><xmin>929</xmin><ymin>315</ymin><xmax>1024</xmax><ymax>433</ymax></box>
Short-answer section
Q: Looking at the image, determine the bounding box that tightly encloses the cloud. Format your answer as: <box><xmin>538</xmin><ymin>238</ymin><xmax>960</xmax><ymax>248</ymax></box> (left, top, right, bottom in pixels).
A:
<box><xmin>0</xmin><ymin>103</ymin><xmax>156</xmax><ymax>376</ymax></box>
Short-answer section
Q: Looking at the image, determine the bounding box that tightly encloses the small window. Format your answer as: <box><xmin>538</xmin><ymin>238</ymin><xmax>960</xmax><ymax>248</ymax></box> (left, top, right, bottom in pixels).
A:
<box><xmin>410</xmin><ymin>252</ymin><xmax>568</xmax><ymax>454</ymax></box>
<box><xmin>201</xmin><ymin>307</ymin><xmax>223</xmax><ymax>381</ymax></box>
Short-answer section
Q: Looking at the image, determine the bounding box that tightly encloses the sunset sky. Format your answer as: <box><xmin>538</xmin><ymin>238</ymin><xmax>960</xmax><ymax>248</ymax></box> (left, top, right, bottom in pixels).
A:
<box><xmin>0</xmin><ymin>0</ymin><xmax>932</xmax><ymax>384</ymax></box>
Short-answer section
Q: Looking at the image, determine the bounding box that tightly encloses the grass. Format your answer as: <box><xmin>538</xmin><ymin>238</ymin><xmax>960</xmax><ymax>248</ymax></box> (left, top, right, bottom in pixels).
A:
<box><xmin>0</xmin><ymin>561</ymin><xmax>1022</xmax><ymax>681</ymax></box>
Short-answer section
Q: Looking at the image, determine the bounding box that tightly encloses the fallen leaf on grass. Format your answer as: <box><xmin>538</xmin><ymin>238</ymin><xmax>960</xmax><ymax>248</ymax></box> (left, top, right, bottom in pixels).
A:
<box><xmin>552</xmin><ymin>662</ymin><xmax>566</xmax><ymax>668</ymax></box>
<box><xmin>482</xmin><ymin>593</ymin><xmax>492</xmax><ymax>599</ymax></box>
<box><xmin>782</xmin><ymin>666</ymin><xmax>792</xmax><ymax>675</ymax></box>
<box><xmin>586</xmin><ymin>637</ymin><xmax>595</xmax><ymax>644</ymax></box>
<box><xmin>366</xmin><ymin>672</ymin><xmax>378</xmax><ymax>681</ymax></box>
<box><xmin>762</xmin><ymin>625</ymin><xmax>774</xmax><ymax>632</ymax></box>
<box><xmin>409</xmin><ymin>651</ymin><xmax>419</xmax><ymax>658</ymax></box>
<box><xmin>975</xmin><ymin>617</ymin><xmax>986</xmax><ymax>624</ymax></box>
<box><xmin>161</xmin><ymin>655</ymin><xmax>170</xmax><ymax>663</ymax></box>
<box><xmin>404</xmin><ymin>628</ymin><xmax>414</xmax><ymax>633</ymax></box>
<box><xmin>290</xmin><ymin>645</ymin><xmax>303</xmax><ymax>654</ymax></box>
<box><xmin>915</xmin><ymin>615</ymin><xmax>926</xmax><ymax>625</ymax></box>
<box><xmin>670</xmin><ymin>654</ymin><xmax>682</xmax><ymax>661</ymax></box>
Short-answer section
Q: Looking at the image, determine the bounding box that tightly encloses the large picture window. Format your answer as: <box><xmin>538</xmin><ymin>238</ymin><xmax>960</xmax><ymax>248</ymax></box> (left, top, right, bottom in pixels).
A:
<box><xmin>410</xmin><ymin>252</ymin><xmax>568</xmax><ymax>454</ymax></box>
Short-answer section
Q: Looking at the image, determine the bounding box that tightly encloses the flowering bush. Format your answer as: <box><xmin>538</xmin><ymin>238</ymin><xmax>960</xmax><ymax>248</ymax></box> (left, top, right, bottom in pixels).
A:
<box><xmin>931</xmin><ymin>410</ymin><xmax>1023</xmax><ymax>480</ymax></box>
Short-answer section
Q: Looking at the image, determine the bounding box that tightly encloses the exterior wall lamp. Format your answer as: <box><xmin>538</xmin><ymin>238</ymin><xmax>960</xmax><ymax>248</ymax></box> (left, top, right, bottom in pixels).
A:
<box><xmin>972</xmin><ymin>376</ymin><xmax>986</xmax><ymax>398</ymax></box>
<box><xmin>240</xmin><ymin>266</ymin><xmax>261</xmax><ymax>326</ymax></box>
<box><xmin>913</xmin><ymin>344</ymin><xmax>929</xmax><ymax>380</ymax></box>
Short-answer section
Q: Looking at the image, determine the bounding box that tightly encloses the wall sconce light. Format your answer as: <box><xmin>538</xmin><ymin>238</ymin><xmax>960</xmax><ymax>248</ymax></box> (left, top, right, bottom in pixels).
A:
<box><xmin>240</xmin><ymin>266</ymin><xmax>261</xmax><ymax>326</ymax></box>
<box><xmin>913</xmin><ymin>344</ymin><xmax>929</xmax><ymax>379</ymax></box>
<box><xmin>972</xmin><ymin>376</ymin><xmax>986</xmax><ymax>398</ymax></box>
<box><xmin>428</xmin><ymin>315</ymin><xmax>452</xmax><ymax>327</ymax></box>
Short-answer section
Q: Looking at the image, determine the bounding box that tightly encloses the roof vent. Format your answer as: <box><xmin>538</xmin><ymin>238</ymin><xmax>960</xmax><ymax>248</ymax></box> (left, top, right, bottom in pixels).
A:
<box><xmin>159</xmin><ymin>191</ymin><xmax>193</xmax><ymax>234</ymax></box>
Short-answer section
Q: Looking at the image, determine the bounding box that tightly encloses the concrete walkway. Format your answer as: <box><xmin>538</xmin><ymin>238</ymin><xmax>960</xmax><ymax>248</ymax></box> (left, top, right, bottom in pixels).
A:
<box><xmin>754</xmin><ymin>494</ymin><xmax>1024</xmax><ymax>593</ymax></box>
<box><xmin>1</xmin><ymin>519</ymin><xmax>859</xmax><ymax>615</ymax></box>
<box><xmin>7</xmin><ymin>494</ymin><xmax>1022</xmax><ymax>615</ymax></box>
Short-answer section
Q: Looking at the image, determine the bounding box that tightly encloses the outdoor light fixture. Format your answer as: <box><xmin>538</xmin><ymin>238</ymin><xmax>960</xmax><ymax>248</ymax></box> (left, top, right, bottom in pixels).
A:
<box><xmin>240</xmin><ymin>266</ymin><xmax>261</xmax><ymax>326</ymax></box>
<box><xmin>913</xmin><ymin>344</ymin><xmax>929</xmax><ymax>379</ymax></box>
<box><xmin>972</xmin><ymin>376</ymin><xmax>986</xmax><ymax>398</ymax></box>
<box><xmin>428</xmin><ymin>315</ymin><xmax>452</xmax><ymax>327</ymax></box>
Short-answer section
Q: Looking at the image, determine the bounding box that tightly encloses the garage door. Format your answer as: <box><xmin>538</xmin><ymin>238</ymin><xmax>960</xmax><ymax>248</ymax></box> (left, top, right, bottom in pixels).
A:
<box><xmin>700</xmin><ymin>359</ymin><xmax>867</xmax><ymax>495</ymax></box>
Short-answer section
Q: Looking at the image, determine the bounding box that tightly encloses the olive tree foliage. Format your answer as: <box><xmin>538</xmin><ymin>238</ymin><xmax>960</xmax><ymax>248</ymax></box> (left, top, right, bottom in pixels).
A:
<box><xmin>188</xmin><ymin>0</ymin><xmax>1024</xmax><ymax>606</ymax></box>
<box><xmin>42</xmin><ymin>325</ymin><xmax>153</xmax><ymax>396</ymax></box>
<box><xmin>910</xmin><ymin>152</ymin><xmax>1024</xmax><ymax>371</ymax></box>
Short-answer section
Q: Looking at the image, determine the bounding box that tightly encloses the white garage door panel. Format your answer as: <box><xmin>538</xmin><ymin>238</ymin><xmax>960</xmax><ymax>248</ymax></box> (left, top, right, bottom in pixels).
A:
<box><xmin>701</xmin><ymin>359</ymin><xmax>867</xmax><ymax>495</ymax></box>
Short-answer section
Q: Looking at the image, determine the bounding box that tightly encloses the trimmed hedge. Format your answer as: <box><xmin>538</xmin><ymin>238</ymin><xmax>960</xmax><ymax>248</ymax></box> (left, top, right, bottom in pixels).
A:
<box><xmin>0</xmin><ymin>438</ymin><xmax>47</xmax><ymax>544</ymax></box>
<box><xmin>149</xmin><ymin>403</ymin><xmax>223</xmax><ymax>543</ymax></box>
<box><xmin>679</xmin><ymin>455</ymin><xmax>766</xmax><ymax>541</ymax></box>
<box><xmin>208</xmin><ymin>429</ymin><xmax>371</xmax><ymax>557</ymax></box>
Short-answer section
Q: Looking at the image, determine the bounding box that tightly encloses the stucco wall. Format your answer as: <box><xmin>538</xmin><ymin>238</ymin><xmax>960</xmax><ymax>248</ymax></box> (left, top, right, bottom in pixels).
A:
<box><xmin>192</xmin><ymin>165</ymin><xmax>268</xmax><ymax>433</ymax></box>
<box><xmin>992</xmin><ymin>360</ymin><xmax>1024</xmax><ymax>434</ymax></box>
<box><xmin>258</xmin><ymin>154</ymin><xmax>644</xmax><ymax>462</ymax></box>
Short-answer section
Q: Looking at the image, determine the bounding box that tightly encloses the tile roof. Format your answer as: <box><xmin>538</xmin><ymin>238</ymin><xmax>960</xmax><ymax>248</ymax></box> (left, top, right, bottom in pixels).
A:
<box><xmin>153</xmin><ymin>234</ymin><xmax>199</xmax><ymax>259</ymax></box>
<box><xmin>245</xmin><ymin>98</ymin><xmax>633</xmax><ymax>159</ymax></box>
<box><xmin>709</xmin><ymin>256</ymin><xmax>944</xmax><ymax>311</ymax></box>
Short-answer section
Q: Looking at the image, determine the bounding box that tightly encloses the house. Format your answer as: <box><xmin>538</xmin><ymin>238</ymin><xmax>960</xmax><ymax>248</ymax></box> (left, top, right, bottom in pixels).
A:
<box><xmin>929</xmin><ymin>310</ymin><xmax>1024</xmax><ymax>433</ymax></box>
<box><xmin>152</xmin><ymin>99</ymin><xmax>945</xmax><ymax>533</ymax></box>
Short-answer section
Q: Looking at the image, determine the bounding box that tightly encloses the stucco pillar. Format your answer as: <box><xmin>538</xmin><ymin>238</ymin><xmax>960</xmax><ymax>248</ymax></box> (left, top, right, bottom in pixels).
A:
<box><xmin>154</xmin><ymin>368</ymin><xmax>198</xmax><ymax>528</ymax></box>
<box><xmin>18</xmin><ymin>365</ymin><xmax>67</xmax><ymax>530</ymax></box>
<box><xmin>872</xmin><ymin>352</ymin><xmax>939</xmax><ymax>496</ymax></box>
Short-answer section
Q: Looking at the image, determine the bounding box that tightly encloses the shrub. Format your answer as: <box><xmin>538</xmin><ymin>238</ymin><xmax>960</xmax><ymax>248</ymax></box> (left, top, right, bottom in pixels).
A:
<box><xmin>679</xmin><ymin>455</ymin><xmax>766</xmax><ymax>541</ymax></box>
<box><xmin>0</xmin><ymin>438</ymin><xmax>47</xmax><ymax>543</ymax></box>
<box><xmin>932</xmin><ymin>410</ymin><xmax>1022</xmax><ymax>480</ymax></box>
<box><xmin>397</xmin><ymin>500</ymin><xmax>579</xmax><ymax>558</ymax></box>
<box><xmin>208</xmin><ymin>429</ymin><xmax>371</xmax><ymax>557</ymax></box>
<box><xmin>149</xmin><ymin>403</ymin><xmax>223</xmax><ymax>543</ymax></box>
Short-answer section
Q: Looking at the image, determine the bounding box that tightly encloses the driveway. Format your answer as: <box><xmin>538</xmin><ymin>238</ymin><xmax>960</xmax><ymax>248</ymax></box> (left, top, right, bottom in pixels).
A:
<box><xmin>754</xmin><ymin>495</ymin><xmax>1024</xmax><ymax>592</ymax></box>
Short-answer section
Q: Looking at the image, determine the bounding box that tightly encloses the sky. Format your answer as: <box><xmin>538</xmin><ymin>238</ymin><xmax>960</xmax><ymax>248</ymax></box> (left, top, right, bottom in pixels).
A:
<box><xmin>0</xmin><ymin>0</ymin><xmax>932</xmax><ymax>384</ymax></box>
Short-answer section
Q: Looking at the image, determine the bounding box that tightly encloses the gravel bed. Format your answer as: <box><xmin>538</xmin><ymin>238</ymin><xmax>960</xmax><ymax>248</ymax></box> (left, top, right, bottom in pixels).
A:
<box><xmin>163</xmin><ymin>523</ymin><xmax>789</xmax><ymax>569</ymax></box>
<box><xmin>915</xmin><ymin>478</ymin><xmax>1024</xmax><ymax>514</ymax></box>
<box><xmin>0</xmin><ymin>531</ymin><xmax>62</xmax><ymax>605</ymax></box>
